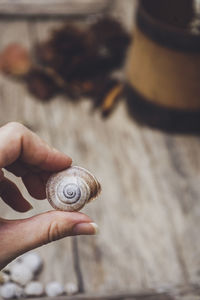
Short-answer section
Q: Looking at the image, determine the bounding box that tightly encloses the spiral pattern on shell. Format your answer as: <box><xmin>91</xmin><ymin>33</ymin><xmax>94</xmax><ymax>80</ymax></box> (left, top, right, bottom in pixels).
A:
<box><xmin>46</xmin><ymin>166</ymin><xmax>101</xmax><ymax>212</ymax></box>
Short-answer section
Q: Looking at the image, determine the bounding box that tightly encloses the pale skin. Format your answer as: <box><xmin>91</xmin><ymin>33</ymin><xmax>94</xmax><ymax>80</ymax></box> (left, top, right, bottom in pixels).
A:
<box><xmin>0</xmin><ymin>122</ymin><xmax>97</xmax><ymax>270</ymax></box>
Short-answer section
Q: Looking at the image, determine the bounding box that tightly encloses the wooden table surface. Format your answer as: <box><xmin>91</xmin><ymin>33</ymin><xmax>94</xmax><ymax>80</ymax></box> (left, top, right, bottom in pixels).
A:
<box><xmin>1</xmin><ymin>1</ymin><xmax>200</xmax><ymax>299</ymax></box>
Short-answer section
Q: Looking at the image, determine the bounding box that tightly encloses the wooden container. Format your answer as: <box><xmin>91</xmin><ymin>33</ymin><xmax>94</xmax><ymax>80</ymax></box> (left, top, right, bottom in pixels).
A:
<box><xmin>126</xmin><ymin>0</ymin><xmax>200</xmax><ymax>133</ymax></box>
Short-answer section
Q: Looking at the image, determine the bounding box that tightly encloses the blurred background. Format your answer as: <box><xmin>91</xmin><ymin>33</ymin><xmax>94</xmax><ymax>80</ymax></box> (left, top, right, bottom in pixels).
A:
<box><xmin>1</xmin><ymin>0</ymin><xmax>200</xmax><ymax>299</ymax></box>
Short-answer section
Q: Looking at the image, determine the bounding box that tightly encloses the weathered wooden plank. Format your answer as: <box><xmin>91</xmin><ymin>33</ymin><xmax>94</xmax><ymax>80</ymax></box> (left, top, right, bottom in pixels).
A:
<box><xmin>0</xmin><ymin>0</ymin><xmax>112</xmax><ymax>17</ymax></box>
<box><xmin>15</xmin><ymin>291</ymin><xmax>173</xmax><ymax>300</ymax></box>
<box><xmin>75</xmin><ymin>102</ymin><xmax>191</xmax><ymax>293</ymax></box>
<box><xmin>141</xmin><ymin>131</ymin><xmax>200</xmax><ymax>286</ymax></box>
<box><xmin>0</xmin><ymin>20</ymin><xmax>77</xmax><ymax>287</ymax></box>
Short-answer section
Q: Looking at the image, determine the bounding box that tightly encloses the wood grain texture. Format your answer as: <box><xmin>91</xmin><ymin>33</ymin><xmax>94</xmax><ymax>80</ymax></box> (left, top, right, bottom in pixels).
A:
<box><xmin>19</xmin><ymin>291</ymin><xmax>173</xmax><ymax>300</ymax></box>
<box><xmin>1</xmin><ymin>0</ymin><xmax>200</xmax><ymax>298</ymax></box>
<box><xmin>0</xmin><ymin>0</ymin><xmax>112</xmax><ymax>16</ymax></box>
<box><xmin>0</xmin><ymin>20</ymin><xmax>78</xmax><ymax>288</ymax></box>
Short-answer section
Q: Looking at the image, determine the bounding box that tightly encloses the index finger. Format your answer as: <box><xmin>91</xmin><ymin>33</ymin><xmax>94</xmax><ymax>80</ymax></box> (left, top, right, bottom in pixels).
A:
<box><xmin>0</xmin><ymin>122</ymin><xmax>72</xmax><ymax>171</ymax></box>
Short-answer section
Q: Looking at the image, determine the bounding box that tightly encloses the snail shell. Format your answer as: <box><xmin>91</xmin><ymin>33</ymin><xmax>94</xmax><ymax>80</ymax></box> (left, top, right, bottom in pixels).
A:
<box><xmin>46</xmin><ymin>166</ymin><xmax>101</xmax><ymax>212</ymax></box>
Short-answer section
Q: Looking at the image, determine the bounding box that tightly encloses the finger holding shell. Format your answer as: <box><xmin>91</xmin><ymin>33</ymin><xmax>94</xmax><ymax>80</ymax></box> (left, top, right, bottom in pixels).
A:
<box><xmin>46</xmin><ymin>166</ymin><xmax>101</xmax><ymax>212</ymax></box>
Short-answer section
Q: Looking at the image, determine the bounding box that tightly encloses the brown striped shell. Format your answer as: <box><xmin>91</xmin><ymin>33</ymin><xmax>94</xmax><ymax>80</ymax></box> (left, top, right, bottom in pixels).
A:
<box><xmin>46</xmin><ymin>166</ymin><xmax>101</xmax><ymax>212</ymax></box>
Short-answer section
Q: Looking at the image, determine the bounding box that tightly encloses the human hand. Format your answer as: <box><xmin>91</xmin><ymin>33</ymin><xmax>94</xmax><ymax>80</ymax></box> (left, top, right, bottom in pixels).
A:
<box><xmin>0</xmin><ymin>122</ymin><xmax>97</xmax><ymax>270</ymax></box>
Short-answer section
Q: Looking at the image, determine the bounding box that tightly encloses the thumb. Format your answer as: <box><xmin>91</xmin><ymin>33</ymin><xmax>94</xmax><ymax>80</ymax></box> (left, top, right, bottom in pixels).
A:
<box><xmin>0</xmin><ymin>211</ymin><xmax>98</xmax><ymax>269</ymax></box>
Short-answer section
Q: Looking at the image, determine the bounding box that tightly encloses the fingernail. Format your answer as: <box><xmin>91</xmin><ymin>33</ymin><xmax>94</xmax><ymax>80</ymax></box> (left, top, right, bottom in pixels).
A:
<box><xmin>90</xmin><ymin>222</ymin><xmax>99</xmax><ymax>234</ymax></box>
<box><xmin>72</xmin><ymin>222</ymin><xmax>99</xmax><ymax>235</ymax></box>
